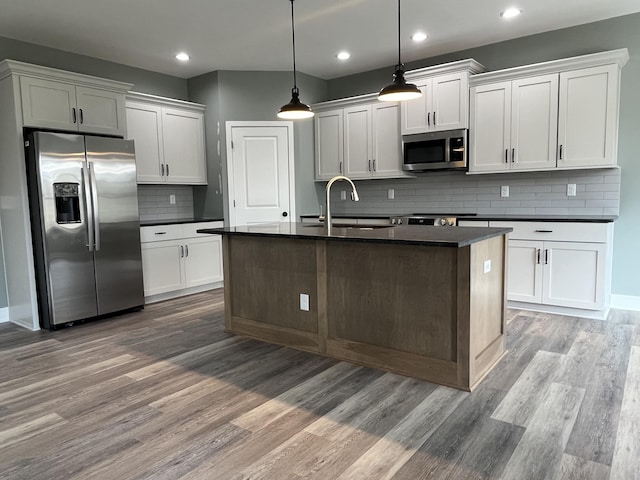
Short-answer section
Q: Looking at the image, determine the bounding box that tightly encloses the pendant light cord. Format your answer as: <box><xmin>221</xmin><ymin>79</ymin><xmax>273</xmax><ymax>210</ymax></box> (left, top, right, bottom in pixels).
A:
<box><xmin>290</xmin><ymin>0</ymin><xmax>298</xmax><ymax>91</ymax></box>
<box><xmin>396</xmin><ymin>0</ymin><xmax>402</xmax><ymax>69</ymax></box>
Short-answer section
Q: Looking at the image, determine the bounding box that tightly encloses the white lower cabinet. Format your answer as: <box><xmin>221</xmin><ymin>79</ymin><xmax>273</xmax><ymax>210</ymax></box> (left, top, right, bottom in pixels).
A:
<box><xmin>140</xmin><ymin>222</ymin><xmax>223</xmax><ymax>301</ymax></box>
<box><xmin>491</xmin><ymin>221</ymin><xmax>612</xmax><ymax>314</ymax></box>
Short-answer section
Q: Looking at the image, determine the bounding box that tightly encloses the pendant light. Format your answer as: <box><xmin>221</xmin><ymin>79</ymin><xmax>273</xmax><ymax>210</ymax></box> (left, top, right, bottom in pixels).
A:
<box><xmin>278</xmin><ymin>0</ymin><xmax>314</xmax><ymax>119</ymax></box>
<box><xmin>378</xmin><ymin>0</ymin><xmax>422</xmax><ymax>102</ymax></box>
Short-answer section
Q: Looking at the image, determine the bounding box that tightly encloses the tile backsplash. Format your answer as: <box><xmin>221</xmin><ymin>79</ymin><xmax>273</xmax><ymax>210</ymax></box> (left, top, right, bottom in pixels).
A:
<box><xmin>137</xmin><ymin>185</ymin><xmax>194</xmax><ymax>221</ymax></box>
<box><xmin>329</xmin><ymin>168</ymin><xmax>620</xmax><ymax>216</ymax></box>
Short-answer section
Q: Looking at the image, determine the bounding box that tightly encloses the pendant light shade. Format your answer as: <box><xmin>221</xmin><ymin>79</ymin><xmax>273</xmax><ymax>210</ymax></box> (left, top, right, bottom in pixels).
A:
<box><xmin>379</xmin><ymin>0</ymin><xmax>422</xmax><ymax>102</ymax></box>
<box><xmin>278</xmin><ymin>0</ymin><xmax>314</xmax><ymax>119</ymax></box>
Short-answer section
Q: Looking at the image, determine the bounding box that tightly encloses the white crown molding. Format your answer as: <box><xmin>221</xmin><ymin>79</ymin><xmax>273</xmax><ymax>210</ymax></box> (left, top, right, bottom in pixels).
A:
<box><xmin>127</xmin><ymin>91</ymin><xmax>206</xmax><ymax>111</ymax></box>
<box><xmin>405</xmin><ymin>58</ymin><xmax>486</xmax><ymax>79</ymax></box>
<box><xmin>0</xmin><ymin>59</ymin><xmax>133</xmax><ymax>92</ymax></box>
<box><xmin>470</xmin><ymin>48</ymin><xmax>629</xmax><ymax>86</ymax></box>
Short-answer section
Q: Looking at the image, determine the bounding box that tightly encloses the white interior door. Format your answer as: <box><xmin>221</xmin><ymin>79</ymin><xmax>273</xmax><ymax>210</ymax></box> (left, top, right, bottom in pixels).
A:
<box><xmin>227</xmin><ymin>122</ymin><xmax>295</xmax><ymax>227</ymax></box>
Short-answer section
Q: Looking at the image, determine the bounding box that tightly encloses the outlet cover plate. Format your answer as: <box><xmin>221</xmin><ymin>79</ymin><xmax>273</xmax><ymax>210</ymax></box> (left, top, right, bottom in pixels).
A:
<box><xmin>300</xmin><ymin>293</ymin><xmax>310</xmax><ymax>311</ymax></box>
<box><xmin>567</xmin><ymin>184</ymin><xmax>577</xmax><ymax>196</ymax></box>
<box><xmin>500</xmin><ymin>186</ymin><xmax>509</xmax><ymax>198</ymax></box>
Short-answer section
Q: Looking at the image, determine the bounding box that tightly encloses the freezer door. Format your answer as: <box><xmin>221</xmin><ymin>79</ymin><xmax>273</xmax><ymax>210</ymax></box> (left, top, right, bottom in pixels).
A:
<box><xmin>32</xmin><ymin>132</ymin><xmax>98</xmax><ymax>324</ymax></box>
<box><xmin>85</xmin><ymin>136</ymin><xmax>144</xmax><ymax>315</ymax></box>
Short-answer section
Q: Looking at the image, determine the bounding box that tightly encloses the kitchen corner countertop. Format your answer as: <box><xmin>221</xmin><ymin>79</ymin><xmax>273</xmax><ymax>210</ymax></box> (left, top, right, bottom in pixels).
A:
<box><xmin>140</xmin><ymin>217</ymin><xmax>224</xmax><ymax>227</ymax></box>
<box><xmin>197</xmin><ymin>222</ymin><xmax>512</xmax><ymax>248</ymax></box>
<box><xmin>299</xmin><ymin>213</ymin><xmax>617</xmax><ymax>223</ymax></box>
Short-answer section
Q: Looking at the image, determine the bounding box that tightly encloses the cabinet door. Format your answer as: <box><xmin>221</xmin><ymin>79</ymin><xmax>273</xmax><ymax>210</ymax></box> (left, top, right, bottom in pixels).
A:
<box><xmin>510</xmin><ymin>74</ymin><xmax>559</xmax><ymax>171</ymax></box>
<box><xmin>76</xmin><ymin>86</ymin><xmax>126</xmax><ymax>136</ymax></box>
<box><xmin>184</xmin><ymin>236</ymin><xmax>223</xmax><ymax>288</ymax></box>
<box><xmin>542</xmin><ymin>241</ymin><xmax>606</xmax><ymax>310</ymax></box>
<box><xmin>401</xmin><ymin>81</ymin><xmax>431</xmax><ymax>135</ymax></box>
<box><xmin>557</xmin><ymin>64</ymin><xmax>619</xmax><ymax>168</ymax></box>
<box><xmin>126</xmin><ymin>102</ymin><xmax>164</xmax><ymax>183</ymax></box>
<box><xmin>507</xmin><ymin>240</ymin><xmax>543</xmax><ymax>303</ymax></box>
<box><xmin>162</xmin><ymin>107</ymin><xmax>207</xmax><ymax>184</ymax></box>
<box><xmin>20</xmin><ymin>76</ymin><xmax>77</xmax><ymax>131</ymax></box>
<box><xmin>432</xmin><ymin>72</ymin><xmax>467</xmax><ymax>131</ymax></box>
<box><xmin>344</xmin><ymin>105</ymin><xmax>372</xmax><ymax>178</ymax></box>
<box><xmin>469</xmin><ymin>82</ymin><xmax>511</xmax><ymax>173</ymax></box>
<box><xmin>315</xmin><ymin>109</ymin><xmax>344</xmax><ymax>179</ymax></box>
<box><xmin>371</xmin><ymin>102</ymin><xmax>402</xmax><ymax>177</ymax></box>
<box><xmin>141</xmin><ymin>241</ymin><xmax>184</xmax><ymax>296</ymax></box>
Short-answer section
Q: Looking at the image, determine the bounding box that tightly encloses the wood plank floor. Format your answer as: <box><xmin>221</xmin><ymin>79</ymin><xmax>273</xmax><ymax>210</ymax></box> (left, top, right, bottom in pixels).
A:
<box><xmin>1</xmin><ymin>290</ymin><xmax>639</xmax><ymax>479</ymax></box>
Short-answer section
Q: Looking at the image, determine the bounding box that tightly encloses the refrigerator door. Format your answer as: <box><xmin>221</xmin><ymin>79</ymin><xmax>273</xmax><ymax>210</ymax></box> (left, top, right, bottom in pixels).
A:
<box><xmin>32</xmin><ymin>132</ymin><xmax>98</xmax><ymax>324</ymax></box>
<box><xmin>85</xmin><ymin>136</ymin><xmax>144</xmax><ymax>315</ymax></box>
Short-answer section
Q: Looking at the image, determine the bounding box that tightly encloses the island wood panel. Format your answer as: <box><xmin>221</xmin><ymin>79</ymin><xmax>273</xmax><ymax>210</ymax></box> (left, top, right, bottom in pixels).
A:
<box><xmin>226</xmin><ymin>236</ymin><xmax>319</xmax><ymax>333</ymax></box>
<box><xmin>325</xmin><ymin>241</ymin><xmax>458</xmax><ymax>361</ymax></box>
<box><xmin>220</xmin><ymin>233</ymin><xmax>508</xmax><ymax>391</ymax></box>
<box><xmin>468</xmin><ymin>235</ymin><xmax>508</xmax><ymax>388</ymax></box>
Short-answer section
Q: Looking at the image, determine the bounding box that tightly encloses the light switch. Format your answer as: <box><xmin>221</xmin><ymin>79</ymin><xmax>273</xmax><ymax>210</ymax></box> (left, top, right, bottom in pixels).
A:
<box><xmin>300</xmin><ymin>293</ymin><xmax>310</xmax><ymax>311</ymax></box>
<box><xmin>483</xmin><ymin>259</ymin><xmax>491</xmax><ymax>274</ymax></box>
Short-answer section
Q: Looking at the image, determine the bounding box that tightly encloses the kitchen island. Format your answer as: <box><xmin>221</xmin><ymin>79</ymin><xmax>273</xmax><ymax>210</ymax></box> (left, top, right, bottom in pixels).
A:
<box><xmin>198</xmin><ymin>223</ymin><xmax>512</xmax><ymax>391</ymax></box>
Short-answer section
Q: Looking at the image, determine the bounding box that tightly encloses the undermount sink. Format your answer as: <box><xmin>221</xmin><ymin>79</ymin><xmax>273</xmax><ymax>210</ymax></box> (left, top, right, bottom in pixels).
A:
<box><xmin>303</xmin><ymin>223</ymin><xmax>394</xmax><ymax>230</ymax></box>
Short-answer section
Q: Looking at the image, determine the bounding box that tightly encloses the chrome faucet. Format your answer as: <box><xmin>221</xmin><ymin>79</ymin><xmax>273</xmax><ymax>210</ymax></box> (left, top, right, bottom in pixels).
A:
<box><xmin>325</xmin><ymin>175</ymin><xmax>360</xmax><ymax>234</ymax></box>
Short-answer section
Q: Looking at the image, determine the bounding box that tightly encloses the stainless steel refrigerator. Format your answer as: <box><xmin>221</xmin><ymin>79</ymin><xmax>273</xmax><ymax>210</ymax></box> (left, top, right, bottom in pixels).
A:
<box><xmin>26</xmin><ymin>131</ymin><xmax>144</xmax><ymax>329</ymax></box>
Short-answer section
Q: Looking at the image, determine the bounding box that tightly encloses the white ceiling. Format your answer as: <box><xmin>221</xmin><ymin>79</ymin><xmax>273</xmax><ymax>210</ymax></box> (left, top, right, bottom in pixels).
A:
<box><xmin>0</xmin><ymin>0</ymin><xmax>638</xmax><ymax>80</ymax></box>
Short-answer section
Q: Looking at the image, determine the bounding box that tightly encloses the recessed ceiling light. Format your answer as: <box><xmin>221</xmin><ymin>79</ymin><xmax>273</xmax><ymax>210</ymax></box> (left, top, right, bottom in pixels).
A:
<box><xmin>175</xmin><ymin>52</ymin><xmax>190</xmax><ymax>62</ymax></box>
<box><xmin>411</xmin><ymin>32</ymin><xmax>428</xmax><ymax>42</ymax></box>
<box><xmin>337</xmin><ymin>51</ymin><xmax>351</xmax><ymax>61</ymax></box>
<box><xmin>500</xmin><ymin>7</ymin><xmax>522</xmax><ymax>19</ymax></box>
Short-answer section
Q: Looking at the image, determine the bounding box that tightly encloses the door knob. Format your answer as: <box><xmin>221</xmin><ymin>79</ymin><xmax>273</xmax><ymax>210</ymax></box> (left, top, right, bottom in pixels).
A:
<box><xmin>282</xmin><ymin>211</ymin><xmax>288</xmax><ymax>217</ymax></box>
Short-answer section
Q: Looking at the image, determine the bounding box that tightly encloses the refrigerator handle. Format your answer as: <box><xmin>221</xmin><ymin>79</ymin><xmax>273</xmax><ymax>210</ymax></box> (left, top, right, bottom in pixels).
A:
<box><xmin>82</xmin><ymin>165</ymin><xmax>95</xmax><ymax>251</ymax></box>
<box><xmin>89</xmin><ymin>163</ymin><xmax>101</xmax><ymax>251</ymax></box>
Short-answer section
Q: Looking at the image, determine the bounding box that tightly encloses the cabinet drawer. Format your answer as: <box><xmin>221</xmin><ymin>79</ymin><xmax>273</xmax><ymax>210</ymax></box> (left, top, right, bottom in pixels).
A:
<box><xmin>182</xmin><ymin>221</ymin><xmax>223</xmax><ymax>237</ymax></box>
<box><xmin>489</xmin><ymin>221</ymin><xmax>609</xmax><ymax>243</ymax></box>
<box><xmin>140</xmin><ymin>224</ymin><xmax>184</xmax><ymax>243</ymax></box>
<box><xmin>458</xmin><ymin>220</ymin><xmax>490</xmax><ymax>227</ymax></box>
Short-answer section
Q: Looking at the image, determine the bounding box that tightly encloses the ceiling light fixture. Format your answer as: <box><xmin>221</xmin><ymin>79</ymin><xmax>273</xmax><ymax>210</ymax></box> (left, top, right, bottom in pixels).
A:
<box><xmin>500</xmin><ymin>7</ymin><xmax>522</xmax><ymax>18</ymax></box>
<box><xmin>411</xmin><ymin>32</ymin><xmax>428</xmax><ymax>42</ymax></box>
<box><xmin>379</xmin><ymin>0</ymin><xmax>422</xmax><ymax>102</ymax></box>
<box><xmin>337</xmin><ymin>51</ymin><xmax>351</xmax><ymax>61</ymax></box>
<box><xmin>175</xmin><ymin>52</ymin><xmax>190</xmax><ymax>62</ymax></box>
<box><xmin>278</xmin><ymin>0</ymin><xmax>314</xmax><ymax>120</ymax></box>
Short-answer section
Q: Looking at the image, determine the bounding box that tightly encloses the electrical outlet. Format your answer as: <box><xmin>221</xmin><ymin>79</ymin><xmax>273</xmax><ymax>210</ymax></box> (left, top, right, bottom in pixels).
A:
<box><xmin>299</xmin><ymin>293</ymin><xmax>310</xmax><ymax>311</ymax></box>
<box><xmin>500</xmin><ymin>186</ymin><xmax>509</xmax><ymax>198</ymax></box>
<box><xmin>567</xmin><ymin>184</ymin><xmax>577</xmax><ymax>196</ymax></box>
<box><xmin>340</xmin><ymin>190</ymin><xmax>346</xmax><ymax>201</ymax></box>
<box><xmin>169</xmin><ymin>194</ymin><xmax>176</xmax><ymax>205</ymax></box>
<box><xmin>483</xmin><ymin>259</ymin><xmax>491</xmax><ymax>274</ymax></box>
<box><xmin>388</xmin><ymin>188</ymin><xmax>395</xmax><ymax>200</ymax></box>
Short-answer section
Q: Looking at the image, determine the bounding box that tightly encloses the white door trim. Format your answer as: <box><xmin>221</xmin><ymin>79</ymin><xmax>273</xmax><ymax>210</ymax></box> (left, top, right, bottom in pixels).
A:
<box><xmin>225</xmin><ymin>121</ymin><xmax>295</xmax><ymax>227</ymax></box>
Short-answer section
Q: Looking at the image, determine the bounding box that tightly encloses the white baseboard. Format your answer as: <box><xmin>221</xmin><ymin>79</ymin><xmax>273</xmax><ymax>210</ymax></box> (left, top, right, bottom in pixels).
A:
<box><xmin>610</xmin><ymin>294</ymin><xmax>640</xmax><ymax>311</ymax></box>
<box><xmin>144</xmin><ymin>282</ymin><xmax>223</xmax><ymax>305</ymax></box>
<box><xmin>0</xmin><ymin>307</ymin><xmax>8</xmax><ymax>323</ymax></box>
<box><xmin>508</xmin><ymin>301</ymin><xmax>609</xmax><ymax>320</ymax></box>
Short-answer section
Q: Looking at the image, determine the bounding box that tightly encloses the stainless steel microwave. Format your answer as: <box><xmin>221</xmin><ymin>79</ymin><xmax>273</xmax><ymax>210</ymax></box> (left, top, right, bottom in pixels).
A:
<box><xmin>402</xmin><ymin>129</ymin><xmax>467</xmax><ymax>171</ymax></box>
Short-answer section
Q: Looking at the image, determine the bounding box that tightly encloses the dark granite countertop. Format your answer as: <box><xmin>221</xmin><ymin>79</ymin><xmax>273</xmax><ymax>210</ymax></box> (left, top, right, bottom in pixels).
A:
<box><xmin>140</xmin><ymin>217</ymin><xmax>224</xmax><ymax>227</ymax></box>
<box><xmin>300</xmin><ymin>213</ymin><xmax>617</xmax><ymax>223</ymax></box>
<box><xmin>197</xmin><ymin>223</ymin><xmax>512</xmax><ymax>248</ymax></box>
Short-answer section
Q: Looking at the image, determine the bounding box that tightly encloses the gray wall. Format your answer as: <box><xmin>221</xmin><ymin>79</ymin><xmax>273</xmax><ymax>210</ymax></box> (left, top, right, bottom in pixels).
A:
<box><xmin>188</xmin><ymin>70</ymin><xmax>328</xmax><ymax>221</ymax></box>
<box><xmin>327</xmin><ymin>13</ymin><xmax>640</xmax><ymax>298</ymax></box>
<box><xmin>0</xmin><ymin>35</ymin><xmax>188</xmax><ymax>99</ymax></box>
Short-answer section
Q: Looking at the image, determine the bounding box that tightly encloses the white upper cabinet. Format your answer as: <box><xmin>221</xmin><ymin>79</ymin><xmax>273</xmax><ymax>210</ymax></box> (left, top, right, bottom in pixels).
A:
<box><xmin>315</xmin><ymin>109</ymin><xmax>344</xmax><ymax>180</ymax></box>
<box><xmin>126</xmin><ymin>92</ymin><xmax>207</xmax><ymax>185</ymax></box>
<box><xmin>402</xmin><ymin>60</ymin><xmax>485</xmax><ymax>135</ymax></box>
<box><xmin>469</xmin><ymin>49</ymin><xmax>628</xmax><ymax>174</ymax></box>
<box><xmin>557</xmin><ymin>64</ymin><xmax>619</xmax><ymax>168</ymax></box>
<box><xmin>314</xmin><ymin>95</ymin><xmax>407</xmax><ymax>181</ymax></box>
<box><xmin>470</xmin><ymin>74</ymin><xmax>559</xmax><ymax>173</ymax></box>
<box><xmin>19</xmin><ymin>68</ymin><xmax>129</xmax><ymax>137</ymax></box>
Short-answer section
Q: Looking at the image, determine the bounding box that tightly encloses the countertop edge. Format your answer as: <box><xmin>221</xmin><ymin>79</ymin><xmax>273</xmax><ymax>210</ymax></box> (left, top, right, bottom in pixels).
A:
<box><xmin>140</xmin><ymin>218</ymin><xmax>224</xmax><ymax>227</ymax></box>
<box><xmin>197</xmin><ymin>226</ymin><xmax>513</xmax><ymax>248</ymax></box>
